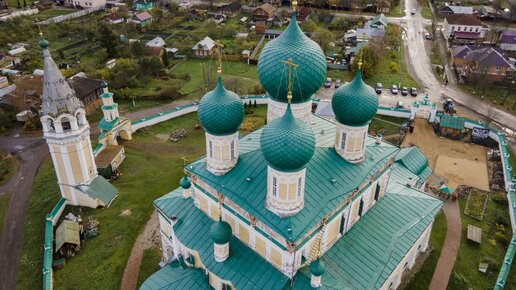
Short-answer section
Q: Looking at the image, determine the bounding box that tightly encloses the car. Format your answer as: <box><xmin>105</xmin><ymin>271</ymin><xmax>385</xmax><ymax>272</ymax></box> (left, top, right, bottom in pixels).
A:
<box><xmin>324</xmin><ymin>78</ymin><xmax>332</xmax><ymax>88</ymax></box>
<box><xmin>411</xmin><ymin>8</ymin><xmax>416</xmax><ymax>15</ymax></box>
<box><xmin>401</xmin><ymin>87</ymin><xmax>409</xmax><ymax>96</ymax></box>
<box><xmin>375</xmin><ymin>83</ymin><xmax>382</xmax><ymax>94</ymax></box>
<box><xmin>335</xmin><ymin>79</ymin><xmax>341</xmax><ymax>88</ymax></box>
<box><xmin>391</xmin><ymin>85</ymin><xmax>398</xmax><ymax>94</ymax></box>
<box><xmin>410</xmin><ymin>87</ymin><xmax>417</xmax><ymax>96</ymax></box>
<box><xmin>424</xmin><ymin>32</ymin><xmax>432</xmax><ymax>40</ymax></box>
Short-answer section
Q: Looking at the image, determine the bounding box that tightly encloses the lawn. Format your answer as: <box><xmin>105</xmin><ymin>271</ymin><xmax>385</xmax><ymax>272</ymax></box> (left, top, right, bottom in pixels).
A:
<box><xmin>369</xmin><ymin>115</ymin><xmax>407</xmax><ymax>136</ymax></box>
<box><xmin>33</xmin><ymin>9</ymin><xmax>78</xmax><ymax>21</ymax></box>
<box><xmin>401</xmin><ymin>210</ymin><xmax>447</xmax><ymax>290</ymax></box>
<box><xmin>137</xmin><ymin>247</ymin><xmax>162</xmax><ymax>288</ymax></box>
<box><xmin>464</xmin><ymin>190</ymin><xmax>489</xmax><ymax>221</ymax></box>
<box><xmin>447</xmin><ymin>196</ymin><xmax>516</xmax><ymax>289</ymax></box>
<box><xmin>17</xmin><ymin>108</ymin><xmax>270</xmax><ymax>290</ymax></box>
<box><xmin>0</xmin><ymin>194</ymin><xmax>10</xmax><ymax>238</ymax></box>
<box><xmin>0</xmin><ymin>151</ymin><xmax>17</xmax><ymax>188</ymax></box>
<box><xmin>387</xmin><ymin>0</ymin><xmax>405</xmax><ymax>17</ymax></box>
<box><xmin>459</xmin><ymin>84</ymin><xmax>516</xmax><ymax>115</ymax></box>
<box><xmin>420</xmin><ymin>0</ymin><xmax>433</xmax><ymax>19</ymax></box>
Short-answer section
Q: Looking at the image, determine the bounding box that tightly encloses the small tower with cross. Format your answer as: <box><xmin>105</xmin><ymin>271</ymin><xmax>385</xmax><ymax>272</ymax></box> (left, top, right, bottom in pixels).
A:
<box><xmin>197</xmin><ymin>42</ymin><xmax>245</xmax><ymax>176</ymax></box>
<box><xmin>260</xmin><ymin>58</ymin><xmax>316</xmax><ymax>217</ymax></box>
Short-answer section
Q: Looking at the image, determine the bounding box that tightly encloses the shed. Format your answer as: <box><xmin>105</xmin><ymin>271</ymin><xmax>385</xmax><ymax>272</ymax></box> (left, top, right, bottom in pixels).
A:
<box><xmin>439</xmin><ymin>115</ymin><xmax>465</xmax><ymax>138</ymax></box>
<box><xmin>55</xmin><ymin>220</ymin><xmax>81</xmax><ymax>253</ymax></box>
<box><xmin>467</xmin><ymin>224</ymin><xmax>482</xmax><ymax>243</ymax></box>
<box><xmin>96</xmin><ymin>145</ymin><xmax>126</xmax><ymax>179</ymax></box>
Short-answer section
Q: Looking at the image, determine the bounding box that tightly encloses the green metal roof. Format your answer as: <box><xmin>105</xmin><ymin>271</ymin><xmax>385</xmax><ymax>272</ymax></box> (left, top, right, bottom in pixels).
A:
<box><xmin>101</xmin><ymin>104</ymin><xmax>118</xmax><ymax>110</ymax></box>
<box><xmin>257</xmin><ymin>13</ymin><xmax>326</xmax><ymax>103</ymax></box>
<box><xmin>198</xmin><ymin>76</ymin><xmax>244</xmax><ymax>136</ymax></box>
<box><xmin>260</xmin><ymin>103</ymin><xmax>316</xmax><ymax>171</ymax></box>
<box><xmin>184</xmin><ymin>116</ymin><xmax>399</xmax><ymax>242</ymax></box>
<box><xmin>154</xmin><ymin>189</ymin><xmax>290</xmax><ymax>289</ymax></box>
<box><xmin>74</xmin><ymin>175</ymin><xmax>118</xmax><ymax>205</ymax></box>
<box><xmin>179</xmin><ymin>175</ymin><xmax>191</xmax><ymax>189</ymax></box>
<box><xmin>101</xmin><ymin>92</ymin><xmax>113</xmax><ymax>99</ymax></box>
<box><xmin>332</xmin><ymin>69</ymin><xmax>379</xmax><ymax>126</ymax></box>
<box><xmin>310</xmin><ymin>258</ymin><xmax>326</xmax><ymax>276</ymax></box>
<box><xmin>439</xmin><ymin>115</ymin><xmax>465</xmax><ymax>130</ymax></box>
<box><xmin>293</xmin><ymin>182</ymin><xmax>442</xmax><ymax>289</ymax></box>
<box><xmin>99</xmin><ymin>117</ymin><xmax>119</xmax><ymax>131</ymax></box>
<box><xmin>395</xmin><ymin>147</ymin><xmax>429</xmax><ymax>176</ymax></box>
<box><xmin>140</xmin><ymin>260</ymin><xmax>211</xmax><ymax>290</ymax></box>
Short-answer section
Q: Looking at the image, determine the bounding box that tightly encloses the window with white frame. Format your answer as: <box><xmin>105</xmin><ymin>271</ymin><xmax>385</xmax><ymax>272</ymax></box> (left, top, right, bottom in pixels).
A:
<box><xmin>340</xmin><ymin>132</ymin><xmax>346</xmax><ymax>150</ymax></box>
<box><xmin>272</xmin><ymin>177</ymin><xmax>277</xmax><ymax>196</ymax></box>
<box><xmin>230</xmin><ymin>141</ymin><xmax>235</xmax><ymax>159</ymax></box>
<box><xmin>209</xmin><ymin>141</ymin><xmax>213</xmax><ymax>158</ymax></box>
<box><xmin>297</xmin><ymin>177</ymin><xmax>302</xmax><ymax>197</ymax></box>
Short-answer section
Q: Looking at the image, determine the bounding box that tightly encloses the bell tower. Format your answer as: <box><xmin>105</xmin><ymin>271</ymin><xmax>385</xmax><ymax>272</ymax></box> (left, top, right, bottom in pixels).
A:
<box><xmin>38</xmin><ymin>34</ymin><xmax>117</xmax><ymax>208</ymax></box>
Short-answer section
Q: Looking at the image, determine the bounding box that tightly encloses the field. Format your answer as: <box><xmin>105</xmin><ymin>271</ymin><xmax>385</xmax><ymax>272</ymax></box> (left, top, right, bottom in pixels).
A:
<box><xmin>448</xmin><ymin>196</ymin><xmax>516</xmax><ymax>289</ymax></box>
<box><xmin>401</xmin><ymin>210</ymin><xmax>447</xmax><ymax>289</ymax></box>
<box><xmin>369</xmin><ymin>115</ymin><xmax>407</xmax><ymax>136</ymax></box>
<box><xmin>16</xmin><ymin>107</ymin><xmax>268</xmax><ymax>290</ymax></box>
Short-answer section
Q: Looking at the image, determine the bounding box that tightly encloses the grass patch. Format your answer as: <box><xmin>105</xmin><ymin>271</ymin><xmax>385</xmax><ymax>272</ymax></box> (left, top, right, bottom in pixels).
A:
<box><xmin>464</xmin><ymin>190</ymin><xmax>488</xmax><ymax>221</ymax></box>
<box><xmin>401</xmin><ymin>210</ymin><xmax>447</xmax><ymax>290</ymax></box>
<box><xmin>240</xmin><ymin>104</ymin><xmax>267</xmax><ymax>135</ymax></box>
<box><xmin>16</xmin><ymin>158</ymin><xmax>61</xmax><ymax>290</ymax></box>
<box><xmin>137</xmin><ymin>246</ymin><xmax>162</xmax><ymax>288</ymax></box>
<box><xmin>387</xmin><ymin>1</ymin><xmax>405</xmax><ymax>17</ymax></box>
<box><xmin>509</xmin><ymin>147</ymin><xmax>516</xmax><ymax>175</ymax></box>
<box><xmin>0</xmin><ymin>194</ymin><xmax>10</xmax><ymax>237</ymax></box>
<box><xmin>0</xmin><ymin>152</ymin><xmax>17</xmax><ymax>188</ymax></box>
<box><xmin>34</xmin><ymin>9</ymin><xmax>78</xmax><ymax>21</ymax></box>
<box><xmin>448</xmin><ymin>196</ymin><xmax>516</xmax><ymax>290</ymax></box>
<box><xmin>369</xmin><ymin>115</ymin><xmax>407</xmax><ymax>136</ymax></box>
<box><xmin>459</xmin><ymin>84</ymin><xmax>516</xmax><ymax>115</ymax></box>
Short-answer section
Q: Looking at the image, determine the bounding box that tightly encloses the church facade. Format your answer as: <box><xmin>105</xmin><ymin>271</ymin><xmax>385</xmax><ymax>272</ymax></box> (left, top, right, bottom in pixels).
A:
<box><xmin>142</xmin><ymin>4</ymin><xmax>442</xmax><ymax>289</ymax></box>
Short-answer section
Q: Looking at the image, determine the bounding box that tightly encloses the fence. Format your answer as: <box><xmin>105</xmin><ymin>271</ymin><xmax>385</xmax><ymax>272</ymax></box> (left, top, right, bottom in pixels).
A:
<box><xmin>42</xmin><ymin>198</ymin><xmax>68</xmax><ymax>290</ymax></box>
<box><xmin>37</xmin><ymin>5</ymin><xmax>105</xmax><ymax>25</ymax></box>
<box><xmin>0</xmin><ymin>8</ymin><xmax>39</xmax><ymax>21</ymax></box>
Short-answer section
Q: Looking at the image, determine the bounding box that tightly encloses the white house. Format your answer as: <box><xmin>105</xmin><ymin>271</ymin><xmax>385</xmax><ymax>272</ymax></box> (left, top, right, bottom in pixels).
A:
<box><xmin>192</xmin><ymin>36</ymin><xmax>216</xmax><ymax>58</ymax></box>
<box><xmin>443</xmin><ymin>14</ymin><xmax>485</xmax><ymax>41</ymax></box>
<box><xmin>146</xmin><ymin>37</ymin><xmax>166</xmax><ymax>48</ymax></box>
<box><xmin>64</xmin><ymin>0</ymin><xmax>106</xmax><ymax>8</ymax></box>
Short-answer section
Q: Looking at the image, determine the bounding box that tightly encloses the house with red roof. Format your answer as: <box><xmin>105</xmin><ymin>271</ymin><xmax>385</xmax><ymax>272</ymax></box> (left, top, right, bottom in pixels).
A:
<box><xmin>129</xmin><ymin>11</ymin><xmax>153</xmax><ymax>27</ymax></box>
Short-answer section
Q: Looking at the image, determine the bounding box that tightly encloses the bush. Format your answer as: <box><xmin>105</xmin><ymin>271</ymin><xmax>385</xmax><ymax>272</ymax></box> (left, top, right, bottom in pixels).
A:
<box><xmin>481</xmin><ymin>256</ymin><xmax>500</xmax><ymax>272</ymax></box>
<box><xmin>390</xmin><ymin>62</ymin><xmax>398</xmax><ymax>73</ymax></box>
<box><xmin>492</xmin><ymin>193</ymin><xmax>508</xmax><ymax>206</ymax></box>
<box><xmin>390</xmin><ymin>51</ymin><xmax>397</xmax><ymax>60</ymax></box>
<box><xmin>159</xmin><ymin>86</ymin><xmax>184</xmax><ymax>100</ymax></box>
<box><xmin>494</xmin><ymin>231</ymin><xmax>510</xmax><ymax>245</ymax></box>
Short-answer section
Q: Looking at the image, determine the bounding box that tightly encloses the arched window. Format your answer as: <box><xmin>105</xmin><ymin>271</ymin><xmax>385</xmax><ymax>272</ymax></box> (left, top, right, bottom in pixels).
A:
<box><xmin>374</xmin><ymin>183</ymin><xmax>381</xmax><ymax>201</ymax></box>
<box><xmin>358</xmin><ymin>199</ymin><xmax>364</xmax><ymax>217</ymax></box>
<box><xmin>61</xmin><ymin>117</ymin><xmax>71</xmax><ymax>131</ymax></box>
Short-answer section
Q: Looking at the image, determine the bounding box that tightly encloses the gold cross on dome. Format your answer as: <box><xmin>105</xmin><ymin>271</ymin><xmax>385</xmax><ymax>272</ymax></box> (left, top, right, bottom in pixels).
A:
<box><xmin>292</xmin><ymin>0</ymin><xmax>298</xmax><ymax>12</ymax></box>
<box><xmin>281</xmin><ymin>58</ymin><xmax>298</xmax><ymax>103</ymax></box>
<box><xmin>214</xmin><ymin>40</ymin><xmax>224</xmax><ymax>75</ymax></box>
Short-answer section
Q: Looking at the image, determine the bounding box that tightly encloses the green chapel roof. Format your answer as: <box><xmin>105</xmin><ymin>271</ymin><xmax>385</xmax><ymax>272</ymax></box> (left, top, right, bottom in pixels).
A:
<box><xmin>182</xmin><ymin>116</ymin><xmax>400</xmax><ymax>242</ymax></box>
<box><xmin>98</xmin><ymin>117</ymin><xmax>119</xmax><ymax>131</ymax></box>
<box><xmin>198</xmin><ymin>76</ymin><xmax>244</xmax><ymax>136</ymax></box>
<box><xmin>260</xmin><ymin>103</ymin><xmax>315</xmax><ymax>171</ymax></box>
<box><xmin>310</xmin><ymin>258</ymin><xmax>326</xmax><ymax>276</ymax></box>
<box><xmin>439</xmin><ymin>115</ymin><xmax>465</xmax><ymax>130</ymax></box>
<box><xmin>73</xmin><ymin>175</ymin><xmax>118</xmax><ymax>205</ymax></box>
<box><xmin>257</xmin><ymin>12</ymin><xmax>326</xmax><ymax>103</ymax></box>
<box><xmin>332</xmin><ymin>69</ymin><xmax>379</xmax><ymax>126</ymax></box>
<box><xmin>180</xmin><ymin>175</ymin><xmax>191</xmax><ymax>189</ymax></box>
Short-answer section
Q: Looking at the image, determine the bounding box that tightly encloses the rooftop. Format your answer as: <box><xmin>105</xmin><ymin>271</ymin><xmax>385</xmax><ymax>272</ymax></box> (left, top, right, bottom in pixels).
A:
<box><xmin>445</xmin><ymin>14</ymin><xmax>482</xmax><ymax>26</ymax></box>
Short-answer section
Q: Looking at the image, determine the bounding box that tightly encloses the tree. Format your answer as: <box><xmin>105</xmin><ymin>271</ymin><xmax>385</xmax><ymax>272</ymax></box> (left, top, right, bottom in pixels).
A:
<box><xmin>162</xmin><ymin>51</ymin><xmax>169</xmax><ymax>67</ymax></box>
<box><xmin>131</xmin><ymin>41</ymin><xmax>146</xmax><ymax>59</ymax></box>
<box><xmin>16</xmin><ymin>0</ymin><xmax>20</xmax><ymax>8</ymax></box>
<box><xmin>302</xmin><ymin>19</ymin><xmax>318</xmax><ymax>33</ymax></box>
<box><xmin>203</xmin><ymin>19</ymin><xmax>219</xmax><ymax>38</ymax></box>
<box><xmin>23</xmin><ymin>0</ymin><xmax>26</xmax><ymax>7</ymax></box>
<box><xmin>139</xmin><ymin>57</ymin><xmax>163</xmax><ymax>76</ymax></box>
<box><xmin>110</xmin><ymin>58</ymin><xmax>141</xmax><ymax>88</ymax></box>
<box><xmin>311</xmin><ymin>28</ymin><xmax>335</xmax><ymax>55</ymax></box>
<box><xmin>98</xmin><ymin>24</ymin><xmax>118</xmax><ymax>58</ymax></box>
<box><xmin>328</xmin><ymin>17</ymin><xmax>351</xmax><ymax>31</ymax></box>
<box><xmin>351</xmin><ymin>45</ymin><xmax>379</xmax><ymax>78</ymax></box>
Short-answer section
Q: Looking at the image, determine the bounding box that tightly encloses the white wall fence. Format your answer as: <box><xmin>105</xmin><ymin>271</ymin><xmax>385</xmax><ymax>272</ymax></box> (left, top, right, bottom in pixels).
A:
<box><xmin>37</xmin><ymin>5</ymin><xmax>105</xmax><ymax>25</ymax></box>
<box><xmin>0</xmin><ymin>8</ymin><xmax>39</xmax><ymax>21</ymax></box>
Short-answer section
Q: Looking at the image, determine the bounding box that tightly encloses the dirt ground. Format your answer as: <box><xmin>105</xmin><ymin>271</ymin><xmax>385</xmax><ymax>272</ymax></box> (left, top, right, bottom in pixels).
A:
<box><xmin>402</xmin><ymin>119</ymin><xmax>489</xmax><ymax>191</ymax></box>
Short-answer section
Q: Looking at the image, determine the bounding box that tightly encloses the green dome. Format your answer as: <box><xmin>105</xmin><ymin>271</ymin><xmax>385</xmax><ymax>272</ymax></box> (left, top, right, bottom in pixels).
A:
<box><xmin>260</xmin><ymin>103</ymin><xmax>315</xmax><ymax>171</ymax></box>
<box><xmin>210</xmin><ymin>218</ymin><xmax>232</xmax><ymax>245</ymax></box>
<box><xmin>198</xmin><ymin>76</ymin><xmax>244</xmax><ymax>135</ymax></box>
<box><xmin>39</xmin><ymin>36</ymin><xmax>49</xmax><ymax>49</ymax></box>
<box><xmin>180</xmin><ymin>175</ymin><xmax>191</xmax><ymax>189</ymax></box>
<box><xmin>310</xmin><ymin>258</ymin><xmax>326</xmax><ymax>276</ymax></box>
<box><xmin>257</xmin><ymin>13</ymin><xmax>326</xmax><ymax>104</ymax></box>
<box><xmin>331</xmin><ymin>69</ymin><xmax>379</xmax><ymax>126</ymax></box>
<box><xmin>101</xmin><ymin>80</ymin><xmax>109</xmax><ymax>88</ymax></box>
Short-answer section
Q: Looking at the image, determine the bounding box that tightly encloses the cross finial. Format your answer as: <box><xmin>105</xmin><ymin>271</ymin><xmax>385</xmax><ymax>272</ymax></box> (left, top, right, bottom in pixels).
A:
<box><xmin>358</xmin><ymin>58</ymin><xmax>363</xmax><ymax>70</ymax></box>
<box><xmin>180</xmin><ymin>156</ymin><xmax>188</xmax><ymax>172</ymax></box>
<box><xmin>217</xmin><ymin>193</ymin><xmax>224</xmax><ymax>219</ymax></box>
<box><xmin>214</xmin><ymin>40</ymin><xmax>224</xmax><ymax>75</ymax></box>
<box><xmin>281</xmin><ymin>58</ymin><xmax>298</xmax><ymax>104</ymax></box>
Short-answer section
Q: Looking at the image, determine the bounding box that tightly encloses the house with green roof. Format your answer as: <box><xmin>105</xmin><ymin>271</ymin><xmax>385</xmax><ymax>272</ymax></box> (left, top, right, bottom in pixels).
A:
<box><xmin>141</xmin><ymin>4</ymin><xmax>442</xmax><ymax>290</ymax></box>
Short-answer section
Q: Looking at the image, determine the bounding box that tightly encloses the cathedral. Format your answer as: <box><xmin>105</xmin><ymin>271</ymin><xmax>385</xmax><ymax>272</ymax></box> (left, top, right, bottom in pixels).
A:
<box><xmin>142</xmin><ymin>2</ymin><xmax>443</xmax><ymax>290</ymax></box>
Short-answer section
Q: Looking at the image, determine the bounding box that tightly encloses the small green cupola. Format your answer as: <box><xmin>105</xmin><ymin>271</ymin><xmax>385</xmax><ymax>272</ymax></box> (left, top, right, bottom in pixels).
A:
<box><xmin>260</xmin><ymin>101</ymin><xmax>315</xmax><ymax>171</ymax></box>
<box><xmin>310</xmin><ymin>258</ymin><xmax>326</xmax><ymax>277</ymax></box>
<box><xmin>38</xmin><ymin>33</ymin><xmax>49</xmax><ymax>49</ymax></box>
<box><xmin>257</xmin><ymin>10</ymin><xmax>326</xmax><ymax>103</ymax></box>
<box><xmin>331</xmin><ymin>67</ymin><xmax>379</xmax><ymax>126</ymax></box>
<box><xmin>179</xmin><ymin>175</ymin><xmax>191</xmax><ymax>189</ymax></box>
<box><xmin>101</xmin><ymin>80</ymin><xmax>109</xmax><ymax>89</ymax></box>
<box><xmin>198</xmin><ymin>76</ymin><xmax>244</xmax><ymax>136</ymax></box>
<box><xmin>210</xmin><ymin>218</ymin><xmax>232</xmax><ymax>245</ymax></box>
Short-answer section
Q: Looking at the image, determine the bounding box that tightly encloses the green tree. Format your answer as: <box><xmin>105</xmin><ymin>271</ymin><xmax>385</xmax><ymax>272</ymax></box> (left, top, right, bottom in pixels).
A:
<box><xmin>110</xmin><ymin>58</ymin><xmax>140</xmax><ymax>88</ymax></box>
<box><xmin>311</xmin><ymin>28</ymin><xmax>335</xmax><ymax>55</ymax></box>
<box><xmin>98</xmin><ymin>24</ymin><xmax>118</xmax><ymax>58</ymax></box>
<box><xmin>162</xmin><ymin>51</ymin><xmax>169</xmax><ymax>67</ymax></box>
<box><xmin>16</xmin><ymin>0</ymin><xmax>20</xmax><ymax>8</ymax></box>
<box><xmin>139</xmin><ymin>57</ymin><xmax>163</xmax><ymax>76</ymax></box>
<box><xmin>351</xmin><ymin>45</ymin><xmax>379</xmax><ymax>78</ymax></box>
<box><xmin>131</xmin><ymin>41</ymin><xmax>146</xmax><ymax>58</ymax></box>
<box><xmin>203</xmin><ymin>19</ymin><xmax>219</xmax><ymax>38</ymax></box>
<box><xmin>23</xmin><ymin>0</ymin><xmax>26</xmax><ymax>7</ymax></box>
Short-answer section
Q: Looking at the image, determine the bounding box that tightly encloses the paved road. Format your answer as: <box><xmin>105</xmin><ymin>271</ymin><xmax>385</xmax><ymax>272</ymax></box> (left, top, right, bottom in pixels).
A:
<box><xmin>400</xmin><ymin>0</ymin><xmax>516</xmax><ymax>136</ymax></box>
<box><xmin>0</xmin><ymin>128</ymin><xmax>49</xmax><ymax>290</ymax></box>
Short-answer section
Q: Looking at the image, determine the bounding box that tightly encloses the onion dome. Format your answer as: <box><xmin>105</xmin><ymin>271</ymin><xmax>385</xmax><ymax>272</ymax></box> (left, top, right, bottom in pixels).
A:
<box><xmin>331</xmin><ymin>69</ymin><xmax>379</xmax><ymax>126</ymax></box>
<box><xmin>101</xmin><ymin>80</ymin><xmax>109</xmax><ymax>88</ymax></box>
<box><xmin>310</xmin><ymin>258</ymin><xmax>326</xmax><ymax>277</ymax></box>
<box><xmin>210</xmin><ymin>218</ymin><xmax>232</xmax><ymax>245</ymax></box>
<box><xmin>198</xmin><ymin>76</ymin><xmax>244</xmax><ymax>135</ymax></box>
<box><xmin>257</xmin><ymin>13</ymin><xmax>326</xmax><ymax>103</ymax></box>
<box><xmin>260</xmin><ymin>103</ymin><xmax>315</xmax><ymax>171</ymax></box>
<box><xmin>39</xmin><ymin>35</ymin><xmax>49</xmax><ymax>49</ymax></box>
<box><xmin>179</xmin><ymin>175</ymin><xmax>191</xmax><ymax>189</ymax></box>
